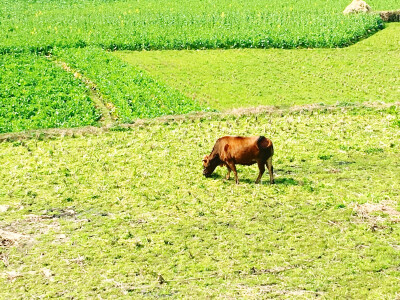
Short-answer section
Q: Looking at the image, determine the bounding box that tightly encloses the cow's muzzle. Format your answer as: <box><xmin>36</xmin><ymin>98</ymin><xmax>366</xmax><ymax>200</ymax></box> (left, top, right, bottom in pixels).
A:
<box><xmin>203</xmin><ymin>169</ymin><xmax>212</xmax><ymax>177</ymax></box>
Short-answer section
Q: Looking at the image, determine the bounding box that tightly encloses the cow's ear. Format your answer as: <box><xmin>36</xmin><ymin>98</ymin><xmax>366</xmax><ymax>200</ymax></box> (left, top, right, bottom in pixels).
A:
<box><xmin>202</xmin><ymin>155</ymin><xmax>208</xmax><ymax>162</ymax></box>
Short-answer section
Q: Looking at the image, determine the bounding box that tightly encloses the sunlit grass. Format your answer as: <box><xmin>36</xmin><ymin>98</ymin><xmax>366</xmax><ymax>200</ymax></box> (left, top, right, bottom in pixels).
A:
<box><xmin>1</xmin><ymin>105</ymin><xmax>399</xmax><ymax>298</ymax></box>
<box><xmin>115</xmin><ymin>23</ymin><xmax>400</xmax><ymax>110</ymax></box>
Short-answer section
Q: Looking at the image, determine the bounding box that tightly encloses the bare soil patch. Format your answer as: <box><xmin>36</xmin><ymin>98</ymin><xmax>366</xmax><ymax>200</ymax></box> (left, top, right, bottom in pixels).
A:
<box><xmin>0</xmin><ymin>236</ymin><xmax>14</xmax><ymax>247</ymax></box>
<box><xmin>0</xmin><ymin>229</ymin><xmax>31</xmax><ymax>246</ymax></box>
<box><xmin>0</xmin><ymin>207</ymin><xmax>79</xmax><ymax>251</ymax></box>
<box><xmin>352</xmin><ymin>201</ymin><xmax>400</xmax><ymax>231</ymax></box>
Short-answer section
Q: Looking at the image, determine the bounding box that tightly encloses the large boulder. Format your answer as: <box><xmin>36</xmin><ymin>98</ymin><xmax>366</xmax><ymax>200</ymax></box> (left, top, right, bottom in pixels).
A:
<box><xmin>343</xmin><ymin>0</ymin><xmax>371</xmax><ymax>14</ymax></box>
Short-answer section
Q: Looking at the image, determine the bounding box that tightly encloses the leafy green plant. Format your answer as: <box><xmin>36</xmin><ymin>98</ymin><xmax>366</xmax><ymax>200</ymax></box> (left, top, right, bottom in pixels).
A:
<box><xmin>0</xmin><ymin>53</ymin><xmax>100</xmax><ymax>133</ymax></box>
<box><xmin>365</xmin><ymin>147</ymin><xmax>384</xmax><ymax>154</ymax></box>
<box><xmin>318</xmin><ymin>154</ymin><xmax>334</xmax><ymax>160</ymax></box>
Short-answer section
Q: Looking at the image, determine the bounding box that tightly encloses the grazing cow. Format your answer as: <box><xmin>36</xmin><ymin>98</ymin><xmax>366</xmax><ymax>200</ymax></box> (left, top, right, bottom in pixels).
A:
<box><xmin>202</xmin><ymin>136</ymin><xmax>274</xmax><ymax>184</ymax></box>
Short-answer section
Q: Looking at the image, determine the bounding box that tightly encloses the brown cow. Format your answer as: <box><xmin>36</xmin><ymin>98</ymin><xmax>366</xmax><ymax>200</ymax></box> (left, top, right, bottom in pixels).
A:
<box><xmin>202</xmin><ymin>136</ymin><xmax>274</xmax><ymax>184</ymax></box>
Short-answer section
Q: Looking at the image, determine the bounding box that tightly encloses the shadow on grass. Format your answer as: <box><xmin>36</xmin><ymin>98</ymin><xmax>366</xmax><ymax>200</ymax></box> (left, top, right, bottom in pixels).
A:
<box><xmin>226</xmin><ymin>177</ymin><xmax>299</xmax><ymax>185</ymax></box>
<box><xmin>274</xmin><ymin>177</ymin><xmax>299</xmax><ymax>186</ymax></box>
<box><xmin>239</xmin><ymin>178</ymin><xmax>258</xmax><ymax>184</ymax></box>
<box><xmin>239</xmin><ymin>177</ymin><xmax>298</xmax><ymax>185</ymax></box>
<box><xmin>207</xmin><ymin>173</ymin><xmax>224</xmax><ymax>179</ymax></box>
<box><xmin>205</xmin><ymin>174</ymin><xmax>298</xmax><ymax>186</ymax></box>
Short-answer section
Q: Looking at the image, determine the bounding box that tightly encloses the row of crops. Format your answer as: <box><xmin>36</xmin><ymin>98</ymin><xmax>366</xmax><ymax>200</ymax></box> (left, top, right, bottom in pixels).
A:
<box><xmin>53</xmin><ymin>47</ymin><xmax>205</xmax><ymax>123</ymax></box>
<box><xmin>1</xmin><ymin>0</ymin><xmax>387</xmax><ymax>53</ymax></box>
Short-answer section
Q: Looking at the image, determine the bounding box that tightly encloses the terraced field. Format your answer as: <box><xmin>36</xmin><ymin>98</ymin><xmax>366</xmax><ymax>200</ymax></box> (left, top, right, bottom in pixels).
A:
<box><xmin>0</xmin><ymin>0</ymin><xmax>399</xmax><ymax>134</ymax></box>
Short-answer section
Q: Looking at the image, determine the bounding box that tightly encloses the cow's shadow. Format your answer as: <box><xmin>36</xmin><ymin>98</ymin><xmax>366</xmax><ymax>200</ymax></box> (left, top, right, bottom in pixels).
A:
<box><xmin>208</xmin><ymin>173</ymin><xmax>224</xmax><ymax>179</ymax></box>
<box><xmin>220</xmin><ymin>177</ymin><xmax>299</xmax><ymax>185</ymax></box>
<box><xmin>236</xmin><ymin>178</ymin><xmax>258</xmax><ymax>184</ymax></box>
<box><xmin>205</xmin><ymin>173</ymin><xmax>298</xmax><ymax>186</ymax></box>
<box><xmin>274</xmin><ymin>177</ymin><xmax>298</xmax><ymax>186</ymax></box>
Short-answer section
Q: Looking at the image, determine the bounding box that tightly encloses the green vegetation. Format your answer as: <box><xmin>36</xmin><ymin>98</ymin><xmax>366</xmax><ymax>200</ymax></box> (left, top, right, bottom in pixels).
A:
<box><xmin>1</xmin><ymin>105</ymin><xmax>399</xmax><ymax>298</ymax></box>
<box><xmin>0</xmin><ymin>0</ymin><xmax>399</xmax><ymax>132</ymax></box>
<box><xmin>0</xmin><ymin>0</ymin><xmax>392</xmax><ymax>53</ymax></box>
<box><xmin>116</xmin><ymin>23</ymin><xmax>400</xmax><ymax>110</ymax></box>
<box><xmin>53</xmin><ymin>47</ymin><xmax>204</xmax><ymax>122</ymax></box>
<box><xmin>0</xmin><ymin>53</ymin><xmax>100</xmax><ymax>134</ymax></box>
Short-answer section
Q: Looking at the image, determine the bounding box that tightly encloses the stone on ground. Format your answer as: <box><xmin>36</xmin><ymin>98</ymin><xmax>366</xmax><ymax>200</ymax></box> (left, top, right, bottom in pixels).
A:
<box><xmin>343</xmin><ymin>0</ymin><xmax>371</xmax><ymax>14</ymax></box>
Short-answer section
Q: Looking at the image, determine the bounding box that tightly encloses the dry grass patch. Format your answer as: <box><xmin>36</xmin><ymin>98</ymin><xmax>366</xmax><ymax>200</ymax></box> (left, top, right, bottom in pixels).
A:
<box><xmin>353</xmin><ymin>201</ymin><xmax>400</xmax><ymax>220</ymax></box>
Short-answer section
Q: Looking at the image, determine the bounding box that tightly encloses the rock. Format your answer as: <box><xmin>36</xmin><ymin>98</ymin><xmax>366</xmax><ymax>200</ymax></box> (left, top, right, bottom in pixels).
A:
<box><xmin>343</xmin><ymin>0</ymin><xmax>371</xmax><ymax>14</ymax></box>
<box><xmin>157</xmin><ymin>274</ymin><xmax>166</xmax><ymax>284</ymax></box>
<box><xmin>41</xmin><ymin>268</ymin><xmax>55</xmax><ymax>281</ymax></box>
<box><xmin>6</xmin><ymin>270</ymin><xmax>22</xmax><ymax>282</ymax></box>
<box><xmin>0</xmin><ymin>205</ymin><xmax>10</xmax><ymax>213</ymax></box>
<box><xmin>379</xmin><ymin>10</ymin><xmax>400</xmax><ymax>22</ymax></box>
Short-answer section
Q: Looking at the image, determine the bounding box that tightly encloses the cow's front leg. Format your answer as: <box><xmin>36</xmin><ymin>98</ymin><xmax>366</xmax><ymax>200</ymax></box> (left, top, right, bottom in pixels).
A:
<box><xmin>226</xmin><ymin>165</ymin><xmax>231</xmax><ymax>180</ymax></box>
<box><xmin>226</xmin><ymin>162</ymin><xmax>238</xmax><ymax>184</ymax></box>
<box><xmin>255</xmin><ymin>161</ymin><xmax>265</xmax><ymax>184</ymax></box>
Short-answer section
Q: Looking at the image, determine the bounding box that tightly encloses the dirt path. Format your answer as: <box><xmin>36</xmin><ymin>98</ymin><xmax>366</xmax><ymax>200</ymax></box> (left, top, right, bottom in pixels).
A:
<box><xmin>50</xmin><ymin>57</ymin><xmax>115</xmax><ymax>127</ymax></box>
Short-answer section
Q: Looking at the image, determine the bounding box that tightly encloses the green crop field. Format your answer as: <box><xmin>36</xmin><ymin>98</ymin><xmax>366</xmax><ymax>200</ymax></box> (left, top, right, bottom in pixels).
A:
<box><xmin>53</xmin><ymin>47</ymin><xmax>205</xmax><ymax>123</ymax></box>
<box><xmin>2</xmin><ymin>24</ymin><xmax>399</xmax><ymax>134</ymax></box>
<box><xmin>1</xmin><ymin>105</ymin><xmax>400</xmax><ymax>298</ymax></box>
<box><xmin>0</xmin><ymin>0</ymin><xmax>399</xmax><ymax>133</ymax></box>
<box><xmin>0</xmin><ymin>53</ymin><xmax>100</xmax><ymax>134</ymax></box>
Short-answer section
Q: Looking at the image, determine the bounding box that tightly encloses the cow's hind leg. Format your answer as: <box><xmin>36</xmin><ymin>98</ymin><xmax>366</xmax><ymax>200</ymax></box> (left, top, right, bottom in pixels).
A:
<box><xmin>266</xmin><ymin>157</ymin><xmax>274</xmax><ymax>184</ymax></box>
<box><xmin>255</xmin><ymin>161</ymin><xmax>265</xmax><ymax>184</ymax></box>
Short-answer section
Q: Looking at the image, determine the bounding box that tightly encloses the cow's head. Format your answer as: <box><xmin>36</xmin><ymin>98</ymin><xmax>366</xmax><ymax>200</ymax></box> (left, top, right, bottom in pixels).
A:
<box><xmin>202</xmin><ymin>154</ymin><xmax>219</xmax><ymax>177</ymax></box>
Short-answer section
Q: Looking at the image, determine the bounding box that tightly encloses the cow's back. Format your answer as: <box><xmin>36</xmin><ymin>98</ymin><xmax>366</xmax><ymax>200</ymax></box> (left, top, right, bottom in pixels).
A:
<box><xmin>218</xmin><ymin>136</ymin><xmax>261</xmax><ymax>165</ymax></box>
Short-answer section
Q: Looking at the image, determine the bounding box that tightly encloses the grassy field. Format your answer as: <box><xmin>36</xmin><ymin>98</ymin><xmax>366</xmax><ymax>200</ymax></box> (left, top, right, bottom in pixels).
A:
<box><xmin>0</xmin><ymin>0</ymin><xmax>391</xmax><ymax>52</ymax></box>
<box><xmin>1</xmin><ymin>104</ymin><xmax>400</xmax><ymax>298</ymax></box>
<box><xmin>0</xmin><ymin>53</ymin><xmax>100</xmax><ymax>134</ymax></box>
<box><xmin>1</xmin><ymin>0</ymin><xmax>400</xmax><ymax>297</ymax></box>
<box><xmin>116</xmin><ymin>23</ymin><xmax>400</xmax><ymax>110</ymax></box>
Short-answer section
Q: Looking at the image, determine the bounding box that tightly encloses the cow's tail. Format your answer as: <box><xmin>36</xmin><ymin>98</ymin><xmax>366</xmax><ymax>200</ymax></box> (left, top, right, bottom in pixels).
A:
<box><xmin>257</xmin><ymin>136</ymin><xmax>274</xmax><ymax>156</ymax></box>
